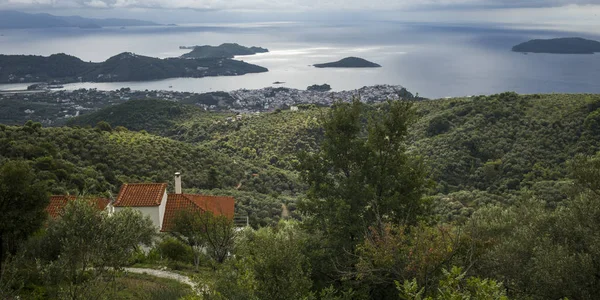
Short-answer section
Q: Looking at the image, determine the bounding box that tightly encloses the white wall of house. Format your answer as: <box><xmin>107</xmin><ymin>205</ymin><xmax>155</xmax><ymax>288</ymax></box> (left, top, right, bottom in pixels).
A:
<box><xmin>115</xmin><ymin>206</ymin><xmax>161</xmax><ymax>229</ymax></box>
<box><xmin>158</xmin><ymin>192</ymin><xmax>167</xmax><ymax>230</ymax></box>
<box><xmin>113</xmin><ymin>191</ymin><xmax>168</xmax><ymax>230</ymax></box>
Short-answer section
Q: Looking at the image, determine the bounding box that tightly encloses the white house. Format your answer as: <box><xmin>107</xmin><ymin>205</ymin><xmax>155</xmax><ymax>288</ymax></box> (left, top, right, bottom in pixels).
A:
<box><xmin>112</xmin><ymin>172</ymin><xmax>234</xmax><ymax>231</ymax></box>
<box><xmin>49</xmin><ymin>173</ymin><xmax>235</xmax><ymax>231</ymax></box>
<box><xmin>113</xmin><ymin>182</ymin><xmax>169</xmax><ymax>230</ymax></box>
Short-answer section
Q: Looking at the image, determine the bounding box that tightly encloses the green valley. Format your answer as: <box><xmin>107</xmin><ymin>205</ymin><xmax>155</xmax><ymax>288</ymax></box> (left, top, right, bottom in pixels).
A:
<box><xmin>4</xmin><ymin>90</ymin><xmax>600</xmax><ymax>299</ymax></box>
<box><xmin>15</xmin><ymin>92</ymin><xmax>600</xmax><ymax>221</ymax></box>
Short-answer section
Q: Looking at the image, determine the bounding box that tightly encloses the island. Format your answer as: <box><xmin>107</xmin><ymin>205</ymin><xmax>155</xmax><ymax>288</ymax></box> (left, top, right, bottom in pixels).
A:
<box><xmin>0</xmin><ymin>52</ymin><xmax>268</xmax><ymax>84</ymax></box>
<box><xmin>512</xmin><ymin>37</ymin><xmax>600</xmax><ymax>54</ymax></box>
<box><xmin>313</xmin><ymin>57</ymin><xmax>381</xmax><ymax>68</ymax></box>
<box><xmin>181</xmin><ymin>43</ymin><xmax>269</xmax><ymax>59</ymax></box>
<box><xmin>307</xmin><ymin>84</ymin><xmax>332</xmax><ymax>92</ymax></box>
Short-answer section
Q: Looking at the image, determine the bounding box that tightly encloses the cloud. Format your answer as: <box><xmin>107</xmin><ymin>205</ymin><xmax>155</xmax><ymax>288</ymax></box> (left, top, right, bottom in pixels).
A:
<box><xmin>2</xmin><ymin>0</ymin><xmax>600</xmax><ymax>11</ymax></box>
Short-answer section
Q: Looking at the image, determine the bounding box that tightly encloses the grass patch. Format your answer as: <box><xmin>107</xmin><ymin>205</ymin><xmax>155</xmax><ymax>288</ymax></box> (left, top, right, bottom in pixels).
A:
<box><xmin>113</xmin><ymin>272</ymin><xmax>193</xmax><ymax>300</ymax></box>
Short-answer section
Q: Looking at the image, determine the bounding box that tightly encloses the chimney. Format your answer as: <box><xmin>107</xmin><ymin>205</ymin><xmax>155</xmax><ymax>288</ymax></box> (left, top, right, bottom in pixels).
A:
<box><xmin>174</xmin><ymin>172</ymin><xmax>182</xmax><ymax>194</ymax></box>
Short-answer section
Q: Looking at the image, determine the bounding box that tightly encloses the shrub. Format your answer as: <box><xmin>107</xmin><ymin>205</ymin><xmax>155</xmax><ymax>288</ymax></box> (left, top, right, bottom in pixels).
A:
<box><xmin>158</xmin><ymin>237</ymin><xmax>194</xmax><ymax>263</ymax></box>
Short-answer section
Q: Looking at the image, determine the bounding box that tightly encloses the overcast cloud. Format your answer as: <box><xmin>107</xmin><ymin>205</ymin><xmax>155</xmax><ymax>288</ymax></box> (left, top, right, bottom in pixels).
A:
<box><xmin>2</xmin><ymin>0</ymin><xmax>600</xmax><ymax>31</ymax></box>
<box><xmin>1</xmin><ymin>0</ymin><xmax>600</xmax><ymax>11</ymax></box>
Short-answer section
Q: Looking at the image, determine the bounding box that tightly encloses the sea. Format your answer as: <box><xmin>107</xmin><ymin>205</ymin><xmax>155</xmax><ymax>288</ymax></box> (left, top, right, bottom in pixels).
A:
<box><xmin>0</xmin><ymin>21</ymin><xmax>600</xmax><ymax>99</ymax></box>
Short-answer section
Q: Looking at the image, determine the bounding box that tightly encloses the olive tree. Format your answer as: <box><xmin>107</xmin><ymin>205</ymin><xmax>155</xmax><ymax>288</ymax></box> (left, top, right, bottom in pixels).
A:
<box><xmin>172</xmin><ymin>210</ymin><xmax>236</xmax><ymax>267</ymax></box>
<box><xmin>41</xmin><ymin>198</ymin><xmax>155</xmax><ymax>299</ymax></box>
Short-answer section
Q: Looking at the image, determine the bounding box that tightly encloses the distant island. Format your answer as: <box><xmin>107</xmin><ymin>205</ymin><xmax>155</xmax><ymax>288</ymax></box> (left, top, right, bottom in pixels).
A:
<box><xmin>512</xmin><ymin>37</ymin><xmax>600</xmax><ymax>54</ymax></box>
<box><xmin>314</xmin><ymin>57</ymin><xmax>381</xmax><ymax>68</ymax></box>
<box><xmin>181</xmin><ymin>43</ymin><xmax>269</xmax><ymax>59</ymax></box>
<box><xmin>307</xmin><ymin>84</ymin><xmax>332</xmax><ymax>92</ymax></box>
<box><xmin>0</xmin><ymin>52</ymin><xmax>268</xmax><ymax>84</ymax></box>
<box><xmin>0</xmin><ymin>10</ymin><xmax>159</xmax><ymax>29</ymax></box>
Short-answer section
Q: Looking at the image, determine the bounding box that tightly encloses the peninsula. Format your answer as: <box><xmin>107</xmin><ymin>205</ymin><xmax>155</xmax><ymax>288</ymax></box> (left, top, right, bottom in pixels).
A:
<box><xmin>0</xmin><ymin>10</ymin><xmax>158</xmax><ymax>29</ymax></box>
<box><xmin>512</xmin><ymin>37</ymin><xmax>600</xmax><ymax>54</ymax></box>
<box><xmin>181</xmin><ymin>43</ymin><xmax>269</xmax><ymax>59</ymax></box>
<box><xmin>0</xmin><ymin>52</ymin><xmax>268</xmax><ymax>84</ymax></box>
<box><xmin>313</xmin><ymin>57</ymin><xmax>381</xmax><ymax>68</ymax></box>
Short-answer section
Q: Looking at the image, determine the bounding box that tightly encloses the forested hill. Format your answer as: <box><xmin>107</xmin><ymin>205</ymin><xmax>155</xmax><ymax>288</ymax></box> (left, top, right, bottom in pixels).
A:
<box><xmin>0</xmin><ymin>123</ymin><xmax>300</xmax><ymax>226</ymax></box>
<box><xmin>63</xmin><ymin>92</ymin><xmax>600</xmax><ymax>220</ymax></box>
<box><xmin>0</xmin><ymin>52</ymin><xmax>268</xmax><ymax>84</ymax></box>
<box><xmin>67</xmin><ymin>99</ymin><xmax>233</xmax><ymax>137</ymax></box>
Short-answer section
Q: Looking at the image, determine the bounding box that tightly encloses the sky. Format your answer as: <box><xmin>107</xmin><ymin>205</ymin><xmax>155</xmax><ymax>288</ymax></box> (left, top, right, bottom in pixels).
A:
<box><xmin>1</xmin><ymin>0</ymin><xmax>600</xmax><ymax>29</ymax></box>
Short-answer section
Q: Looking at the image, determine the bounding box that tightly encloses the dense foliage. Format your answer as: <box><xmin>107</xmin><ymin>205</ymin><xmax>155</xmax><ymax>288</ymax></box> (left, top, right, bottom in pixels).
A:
<box><xmin>67</xmin><ymin>99</ymin><xmax>227</xmax><ymax>136</ymax></box>
<box><xmin>297</xmin><ymin>100</ymin><xmax>428</xmax><ymax>292</ymax></box>
<box><xmin>1</xmin><ymin>199</ymin><xmax>156</xmax><ymax>299</ymax></box>
<box><xmin>4</xmin><ymin>92</ymin><xmax>600</xmax><ymax>298</ymax></box>
<box><xmin>0</xmin><ymin>161</ymin><xmax>48</xmax><ymax>274</ymax></box>
<box><xmin>0</xmin><ymin>121</ymin><xmax>299</xmax><ymax>225</ymax></box>
<box><xmin>15</xmin><ymin>92</ymin><xmax>600</xmax><ymax>224</ymax></box>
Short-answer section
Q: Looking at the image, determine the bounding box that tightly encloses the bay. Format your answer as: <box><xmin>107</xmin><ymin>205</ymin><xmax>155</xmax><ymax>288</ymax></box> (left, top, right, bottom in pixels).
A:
<box><xmin>0</xmin><ymin>21</ymin><xmax>599</xmax><ymax>99</ymax></box>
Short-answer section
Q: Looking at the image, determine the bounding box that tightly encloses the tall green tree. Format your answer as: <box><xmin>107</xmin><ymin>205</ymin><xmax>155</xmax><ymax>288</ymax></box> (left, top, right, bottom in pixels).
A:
<box><xmin>0</xmin><ymin>161</ymin><xmax>48</xmax><ymax>274</ymax></box>
<box><xmin>211</xmin><ymin>221</ymin><xmax>313</xmax><ymax>300</ymax></box>
<box><xmin>297</xmin><ymin>99</ymin><xmax>428</xmax><ymax>288</ymax></box>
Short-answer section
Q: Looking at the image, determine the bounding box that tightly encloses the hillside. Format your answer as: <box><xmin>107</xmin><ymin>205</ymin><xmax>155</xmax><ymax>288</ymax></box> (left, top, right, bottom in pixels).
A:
<box><xmin>0</xmin><ymin>123</ymin><xmax>300</xmax><ymax>226</ymax></box>
<box><xmin>3</xmin><ymin>91</ymin><xmax>600</xmax><ymax>252</ymax></box>
<box><xmin>181</xmin><ymin>43</ymin><xmax>269</xmax><ymax>59</ymax></box>
<box><xmin>67</xmin><ymin>99</ymin><xmax>233</xmax><ymax>139</ymax></box>
<box><xmin>313</xmin><ymin>57</ymin><xmax>381</xmax><ymax>68</ymax></box>
<box><xmin>512</xmin><ymin>37</ymin><xmax>600</xmax><ymax>54</ymax></box>
<box><xmin>67</xmin><ymin>93</ymin><xmax>600</xmax><ymax>219</ymax></box>
<box><xmin>0</xmin><ymin>53</ymin><xmax>95</xmax><ymax>83</ymax></box>
<box><xmin>6</xmin><ymin>90</ymin><xmax>600</xmax><ymax>299</ymax></box>
<box><xmin>0</xmin><ymin>52</ymin><xmax>268</xmax><ymax>84</ymax></box>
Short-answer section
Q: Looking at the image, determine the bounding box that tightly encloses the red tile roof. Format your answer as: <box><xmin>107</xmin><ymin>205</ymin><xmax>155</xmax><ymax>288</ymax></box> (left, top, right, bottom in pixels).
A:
<box><xmin>46</xmin><ymin>195</ymin><xmax>110</xmax><ymax>219</ymax></box>
<box><xmin>161</xmin><ymin>193</ymin><xmax>235</xmax><ymax>232</ymax></box>
<box><xmin>185</xmin><ymin>194</ymin><xmax>235</xmax><ymax>219</ymax></box>
<box><xmin>114</xmin><ymin>183</ymin><xmax>167</xmax><ymax>207</ymax></box>
<box><xmin>161</xmin><ymin>194</ymin><xmax>202</xmax><ymax>232</ymax></box>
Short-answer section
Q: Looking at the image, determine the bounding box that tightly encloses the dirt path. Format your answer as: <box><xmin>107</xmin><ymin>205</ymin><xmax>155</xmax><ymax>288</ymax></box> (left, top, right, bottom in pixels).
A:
<box><xmin>124</xmin><ymin>267</ymin><xmax>202</xmax><ymax>293</ymax></box>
